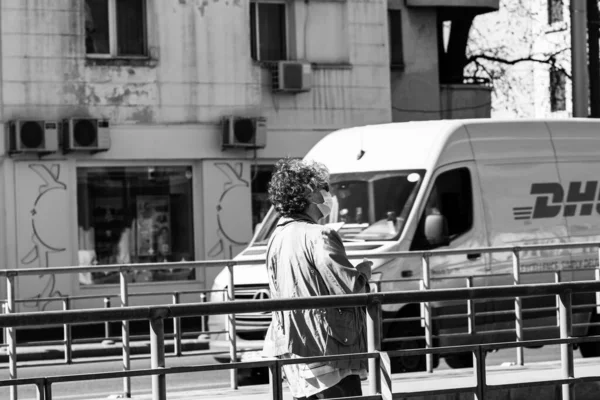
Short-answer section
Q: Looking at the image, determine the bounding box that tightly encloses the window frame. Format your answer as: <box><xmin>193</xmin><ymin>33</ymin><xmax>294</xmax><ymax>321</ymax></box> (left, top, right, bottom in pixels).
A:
<box><xmin>86</xmin><ymin>0</ymin><xmax>149</xmax><ymax>59</ymax></box>
<box><xmin>549</xmin><ymin>66</ymin><xmax>567</xmax><ymax>112</ymax></box>
<box><xmin>547</xmin><ymin>0</ymin><xmax>564</xmax><ymax>25</ymax></box>
<box><xmin>249</xmin><ymin>0</ymin><xmax>290</xmax><ymax>62</ymax></box>
<box><xmin>75</xmin><ymin>161</ymin><xmax>199</xmax><ymax>287</ymax></box>
<box><xmin>411</xmin><ymin>167</ymin><xmax>474</xmax><ymax>251</ymax></box>
<box><xmin>388</xmin><ymin>9</ymin><xmax>404</xmax><ymax>69</ymax></box>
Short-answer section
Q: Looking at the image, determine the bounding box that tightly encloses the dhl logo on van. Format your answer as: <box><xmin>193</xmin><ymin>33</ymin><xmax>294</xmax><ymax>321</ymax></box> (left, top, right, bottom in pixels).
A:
<box><xmin>513</xmin><ymin>181</ymin><xmax>600</xmax><ymax>220</ymax></box>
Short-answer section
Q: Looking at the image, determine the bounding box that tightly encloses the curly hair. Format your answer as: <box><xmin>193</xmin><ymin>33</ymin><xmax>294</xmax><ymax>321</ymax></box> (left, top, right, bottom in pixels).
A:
<box><xmin>268</xmin><ymin>157</ymin><xmax>330</xmax><ymax>217</ymax></box>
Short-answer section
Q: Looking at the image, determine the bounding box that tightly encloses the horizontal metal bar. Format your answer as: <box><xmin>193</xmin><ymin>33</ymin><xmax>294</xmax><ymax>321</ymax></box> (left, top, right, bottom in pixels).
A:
<box><xmin>0</xmin><ymin>259</ymin><xmax>252</xmax><ymax>277</ymax></box>
<box><xmin>488</xmin><ymin>375</ymin><xmax>600</xmax><ymax>392</ymax></box>
<box><xmin>335</xmin><ymin>396</ymin><xmax>381</xmax><ymax>400</ymax></box>
<box><xmin>393</xmin><ymin>386</ymin><xmax>475</xmax><ymax>398</ymax></box>
<box><xmin>2</xmin><ymin>280</ymin><xmax>600</xmax><ymax>328</ymax></box>
<box><xmin>1</xmin><ymin>240</ymin><xmax>599</xmax><ymax>278</ymax></box>
<box><xmin>383</xmin><ymin>316</ymin><xmax>423</xmax><ymax>324</ymax></box>
<box><xmin>481</xmin><ymin>334</ymin><xmax>600</xmax><ymax>351</ymax></box>
<box><xmin>0</xmin><ymin>353</ymin><xmax>379</xmax><ymax>386</ymax></box>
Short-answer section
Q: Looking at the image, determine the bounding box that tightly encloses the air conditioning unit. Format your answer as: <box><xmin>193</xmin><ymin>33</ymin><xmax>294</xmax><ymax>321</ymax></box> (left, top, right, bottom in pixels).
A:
<box><xmin>271</xmin><ymin>61</ymin><xmax>312</xmax><ymax>92</ymax></box>
<box><xmin>62</xmin><ymin>118</ymin><xmax>110</xmax><ymax>153</ymax></box>
<box><xmin>7</xmin><ymin>120</ymin><xmax>59</xmax><ymax>155</ymax></box>
<box><xmin>221</xmin><ymin>116</ymin><xmax>267</xmax><ymax>149</ymax></box>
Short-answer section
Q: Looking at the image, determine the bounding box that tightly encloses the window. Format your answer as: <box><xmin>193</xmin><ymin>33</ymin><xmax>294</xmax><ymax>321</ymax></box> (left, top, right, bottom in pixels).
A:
<box><xmin>86</xmin><ymin>0</ymin><xmax>147</xmax><ymax>57</ymax></box>
<box><xmin>250</xmin><ymin>165</ymin><xmax>276</xmax><ymax>233</ymax></box>
<box><xmin>252</xmin><ymin>170</ymin><xmax>425</xmax><ymax>245</ymax></box>
<box><xmin>388</xmin><ymin>10</ymin><xmax>404</xmax><ymax>68</ymax></box>
<box><xmin>77</xmin><ymin>166</ymin><xmax>195</xmax><ymax>285</ymax></box>
<box><xmin>548</xmin><ymin>0</ymin><xmax>564</xmax><ymax>24</ymax></box>
<box><xmin>250</xmin><ymin>1</ymin><xmax>287</xmax><ymax>61</ymax></box>
<box><xmin>411</xmin><ymin>168</ymin><xmax>473</xmax><ymax>251</ymax></box>
<box><xmin>550</xmin><ymin>67</ymin><xmax>567</xmax><ymax>112</ymax></box>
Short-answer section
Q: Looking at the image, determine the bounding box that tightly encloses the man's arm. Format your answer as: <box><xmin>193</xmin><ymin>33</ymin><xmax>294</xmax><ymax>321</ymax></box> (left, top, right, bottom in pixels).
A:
<box><xmin>313</xmin><ymin>228</ymin><xmax>371</xmax><ymax>294</ymax></box>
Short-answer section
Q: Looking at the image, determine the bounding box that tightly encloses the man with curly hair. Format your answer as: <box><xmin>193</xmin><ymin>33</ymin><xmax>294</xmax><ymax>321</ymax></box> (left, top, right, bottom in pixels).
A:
<box><xmin>262</xmin><ymin>157</ymin><xmax>372</xmax><ymax>399</ymax></box>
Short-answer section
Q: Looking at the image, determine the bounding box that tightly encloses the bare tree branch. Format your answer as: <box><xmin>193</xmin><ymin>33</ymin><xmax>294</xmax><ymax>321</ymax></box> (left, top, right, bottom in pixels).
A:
<box><xmin>466</xmin><ymin>48</ymin><xmax>572</xmax><ymax>79</ymax></box>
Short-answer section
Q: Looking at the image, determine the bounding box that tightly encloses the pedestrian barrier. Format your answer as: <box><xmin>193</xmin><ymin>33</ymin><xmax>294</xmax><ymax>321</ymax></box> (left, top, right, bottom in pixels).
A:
<box><xmin>0</xmin><ymin>280</ymin><xmax>599</xmax><ymax>400</ymax></box>
<box><xmin>1</xmin><ymin>241</ymin><xmax>600</xmax><ymax>399</ymax></box>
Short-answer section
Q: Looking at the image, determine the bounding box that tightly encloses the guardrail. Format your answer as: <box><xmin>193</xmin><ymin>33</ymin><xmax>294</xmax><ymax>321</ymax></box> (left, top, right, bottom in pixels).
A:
<box><xmin>1</xmin><ymin>281</ymin><xmax>600</xmax><ymax>400</ymax></box>
<box><xmin>1</xmin><ymin>241</ymin><xmax>600</xmax><ymax>399</ymax></box>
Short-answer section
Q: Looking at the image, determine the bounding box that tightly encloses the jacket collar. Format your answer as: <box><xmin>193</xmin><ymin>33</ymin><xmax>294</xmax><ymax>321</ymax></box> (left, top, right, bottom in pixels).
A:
<box><xmin>277</xmin><ymin>213</ymin><xmax>315</xmax><ymax>227</ymax></box>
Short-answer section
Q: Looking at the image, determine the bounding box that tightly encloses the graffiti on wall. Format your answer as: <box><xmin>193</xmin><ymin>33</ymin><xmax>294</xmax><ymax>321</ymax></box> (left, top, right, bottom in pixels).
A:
<box><xmin>21</xmin><ymin>164</ymin><xmax>67</xmax><ymax>311</ymax></box>
<box><xmin>208</xmin><ymin>162</ymin><xmax>250</xmax><ymax>259</ymax></box>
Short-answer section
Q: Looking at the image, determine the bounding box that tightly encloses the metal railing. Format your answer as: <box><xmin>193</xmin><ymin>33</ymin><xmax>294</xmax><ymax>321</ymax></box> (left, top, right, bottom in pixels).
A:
<box><xmin>1</xmin><ymin>241</ymin><xmax>600</xmax><ymax>398</ymax></box>
<box><xmin>1</xmin><ymin>280</ymin><xmax>600</xmax><ymax>400</ymax></box>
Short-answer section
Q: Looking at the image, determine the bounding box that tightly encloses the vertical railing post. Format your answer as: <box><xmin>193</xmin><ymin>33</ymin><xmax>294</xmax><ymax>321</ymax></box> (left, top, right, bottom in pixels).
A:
<box><xmin>35</xmin><ymin>379</ymin><xmax>46</xmax><ymax>400</ymax></box>
<box><xmin>7</xmin><ymin>274</ymin><xmax>18</xmax><ymax>400</ymax></box>
<box><xmin>595</xmin><ymin>246</ymin><xmax>600</xmax><ymax>314</ymax></box>
<box><xmin>227</xmin><ymin>263</ymin><xmax>238</xmax><ymax>390</ymax></box>
<box><xmin>62</xmin><ymin>297</ymin><xmax>72</xmax><ymax>364</ymax></box>
<box><xmin>120</xmin><ymin>269</ymin><xmax>131</xmax><ymax>398</ymax></box>
<box><xmin>512</xmin><ymin>248</ymin><xmax>524</xmax><ymax>366</ymax></box>
<box><xmin>555</xmin><ymin>272</ymin><xmax>561</xmax><ymax>326</ymax></box>
<box><xmin>200</xmin><ymin>292</ymin><xmax>209</xmax><ymax>335</ymax></box>
<box><xmin>269</xmin><ymin>359</ymin><xmax>283</xmax><ymax>400</ymax></box>
<box><xmin>43</xmin><ymin>382</ymin><xmax>52</xmax><ymax>400</ymax></box>
<box><xmin>197</xmin><ymin>292</ymin><xmax>209</xmax><ymax>340</ymax></box>
<box><xmin>150</xmin><ymin>315</ymin><xmax>167</xmax><ymax>400</ymax></box>
<box><xmin>366</xmin><ymin>295</ymin><xmax>382</xmax><ymax>395</ymax></box>
<box><xmin>559</xmin><ymin>290</ymin><xmax>574</xmax><ymax>400</ymax></box>
<box><xmin>103</xmin><ymin>297</ymin><xmax>111</xmax><ymax>341</ymax></box>
<box><xmin>466</xmin><ymin>277</ymin><xmax>475</xmax><ymax>334</ymax></box>
<box><xmin>421</xmin><ymin>253</ymin><xmax>433</xmax><ymax>373</ymax></box>
<box><xmin>473</xmin><ymin>346</ymin><xmax>487</xmax><ymax>400</ymax></box>
<box><xmin>172</xmin><ymin>292</ymin><xmax>182</xmax><ymax>357</ymax></box>
<box><xmin>2</xmin><ymin>303</ymin><xmax>5</xmax><ymax>346</ymax></box>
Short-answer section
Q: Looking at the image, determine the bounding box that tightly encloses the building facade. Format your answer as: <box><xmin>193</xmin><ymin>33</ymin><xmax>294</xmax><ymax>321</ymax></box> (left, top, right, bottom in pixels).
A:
<box><xmin>0</xmin><ymin>0</ymin><xmax>498</xmax><ymax>311</ymax></box>
<box><xmin>466</xmin><ymin>0</ymin><xmax>572</xmax><ymax>118</ymax></box>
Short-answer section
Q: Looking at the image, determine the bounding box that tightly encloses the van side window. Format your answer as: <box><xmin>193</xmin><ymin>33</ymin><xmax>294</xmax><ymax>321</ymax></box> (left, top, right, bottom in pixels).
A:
<box><xmin>411</xmin><ymin>168</ymin><xmax>473</xmax><ymax>250</ymax></box>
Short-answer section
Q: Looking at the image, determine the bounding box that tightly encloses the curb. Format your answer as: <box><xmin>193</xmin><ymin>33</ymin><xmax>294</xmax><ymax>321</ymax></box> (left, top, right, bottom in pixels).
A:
<box><xmin>0</xmin><ymin>339</ymin><xmax>210</xmax><ymax>363</ymax></box>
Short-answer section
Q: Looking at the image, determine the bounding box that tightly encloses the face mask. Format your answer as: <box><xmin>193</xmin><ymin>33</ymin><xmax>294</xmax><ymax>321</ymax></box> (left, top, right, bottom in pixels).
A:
<box><xmin>313</xmin><ymin>190</ymin><xmax>333</xmax><ymax>219</ymax></box>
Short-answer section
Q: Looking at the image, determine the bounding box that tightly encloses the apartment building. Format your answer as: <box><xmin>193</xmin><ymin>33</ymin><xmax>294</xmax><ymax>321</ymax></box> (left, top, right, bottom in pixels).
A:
<box><xmin>0</xmin><ymin>0</ymin><xmax>498</xmax><ymax>310</ymax></box>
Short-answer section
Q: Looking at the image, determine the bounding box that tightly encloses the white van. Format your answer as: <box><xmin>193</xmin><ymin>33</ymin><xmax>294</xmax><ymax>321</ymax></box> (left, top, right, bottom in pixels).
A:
<box><xmin>208</xmin><ymin>118</ymin><xmax>600</xmax><ymax>373</ymax></box>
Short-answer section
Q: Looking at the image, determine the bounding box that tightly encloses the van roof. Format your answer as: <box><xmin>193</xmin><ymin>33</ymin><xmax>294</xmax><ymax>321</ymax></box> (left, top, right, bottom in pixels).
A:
<box><xmin>304</xmin><ymin>118</ymin><xmax>598</xmax><ymax>174</ymax></box>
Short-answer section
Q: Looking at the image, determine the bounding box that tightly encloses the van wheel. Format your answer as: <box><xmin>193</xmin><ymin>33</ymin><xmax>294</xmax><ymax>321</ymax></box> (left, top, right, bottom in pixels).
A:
<box><xmin>580</xmin><ymin>312</ymin><xmax>600</xmax><ymax>358</ymax></box>
<box><xmin>445</xmin><ymin>352</ymin><xmax>473</xmax><ymax>369</ymax></box>
<box><xmin>384</xmin><ymin>323</ymin><xmax>439</xmax><ymax>373</ymax></box>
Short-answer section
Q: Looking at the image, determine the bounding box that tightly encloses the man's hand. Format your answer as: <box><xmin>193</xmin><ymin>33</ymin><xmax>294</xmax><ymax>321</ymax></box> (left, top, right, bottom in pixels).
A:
<box><xmin>356</xmin><ymin>258</ymin><xmax>373</xmax><ymax>280</ymax></box>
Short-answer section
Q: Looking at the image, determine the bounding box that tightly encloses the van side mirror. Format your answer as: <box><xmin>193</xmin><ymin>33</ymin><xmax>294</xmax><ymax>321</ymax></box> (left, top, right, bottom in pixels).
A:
<box><xmin>424</xmin><ymin>214</ymin><xmax>450</xmax><ymax>247</ymax></box>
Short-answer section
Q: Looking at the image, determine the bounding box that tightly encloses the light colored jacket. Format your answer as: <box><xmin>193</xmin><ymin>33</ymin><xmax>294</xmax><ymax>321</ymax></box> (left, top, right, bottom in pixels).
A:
<box><xmin>262</xmin><ymin>215</ymin><xmax>369</xmax><ymax>371</ymax></box>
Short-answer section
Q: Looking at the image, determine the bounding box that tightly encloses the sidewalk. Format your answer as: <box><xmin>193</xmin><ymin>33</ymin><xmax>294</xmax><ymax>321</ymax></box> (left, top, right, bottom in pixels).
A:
<box><xmin>106</xmin><ymin>358</ymin><xmax>600</xmax><ymax>400</ymax></box>
<box><xmin>2</xmin><ymin>340</ymin><xmax>599</xmax><ymax>399</ymax></box>
<box><xmin>0</xmin><ymin>337</ymin><xmax>210</xmax><ymax>363</ymax></box>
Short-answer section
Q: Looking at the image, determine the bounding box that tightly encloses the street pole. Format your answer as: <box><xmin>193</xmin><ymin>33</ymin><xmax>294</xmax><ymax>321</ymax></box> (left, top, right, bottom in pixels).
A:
<box><xmin>588</xmin><ymin>0</ymin><xmax>600</xmax><ymax>117</ymax></box>
<box><xmin>571</xmin><ymin>0</ymin><xmax>589</xmax><ymax>117</ymax></box>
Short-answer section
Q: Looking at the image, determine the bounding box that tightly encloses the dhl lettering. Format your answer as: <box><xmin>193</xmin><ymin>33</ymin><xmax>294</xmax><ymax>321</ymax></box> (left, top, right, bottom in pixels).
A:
<box><xmin>513</xmin><ymin>181</ymin><xmax>600</xmax><ymax>220</ymax></box>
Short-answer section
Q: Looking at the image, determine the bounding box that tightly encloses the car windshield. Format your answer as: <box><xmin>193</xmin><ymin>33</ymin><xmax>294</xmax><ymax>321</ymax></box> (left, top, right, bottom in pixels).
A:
<box><xmin>252</xmin><ymin>170</ymin><xmax>425</xmax><ymax>245</ymax></box>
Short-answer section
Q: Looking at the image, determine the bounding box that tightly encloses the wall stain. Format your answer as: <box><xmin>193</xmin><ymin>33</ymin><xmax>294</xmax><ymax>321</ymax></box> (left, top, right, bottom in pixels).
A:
<box><xmin>131</xmin><ymin>106</ymin><xmax>155</xmax><ymax>123</ymax></box>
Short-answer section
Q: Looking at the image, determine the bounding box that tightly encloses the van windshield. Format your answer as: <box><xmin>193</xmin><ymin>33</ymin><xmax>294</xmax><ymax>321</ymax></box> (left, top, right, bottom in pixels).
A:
<box><xmin>252</xmin><ymin>170</ymin><xmax>425</xmax><ymax>245</ymax></box>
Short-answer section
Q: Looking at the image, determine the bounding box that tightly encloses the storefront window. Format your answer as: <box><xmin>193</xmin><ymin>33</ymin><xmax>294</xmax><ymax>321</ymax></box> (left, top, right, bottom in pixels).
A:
<box><xmin>251</xmin><ymin>165</ymin><xmax>275</xmax><ymax>233</ymax></box>
<box><xmin>77</xmin><ymin>166</ymin><xmax>195</xmax><ymax>285</ymax></box>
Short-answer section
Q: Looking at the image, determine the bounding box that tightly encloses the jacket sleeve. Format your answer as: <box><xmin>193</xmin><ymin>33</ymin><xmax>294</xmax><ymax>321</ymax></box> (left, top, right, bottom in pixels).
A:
<box><xmin>312</xmin><ymin>227</ymin><xmax>369</xmax><ymax>295</ymax></box>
